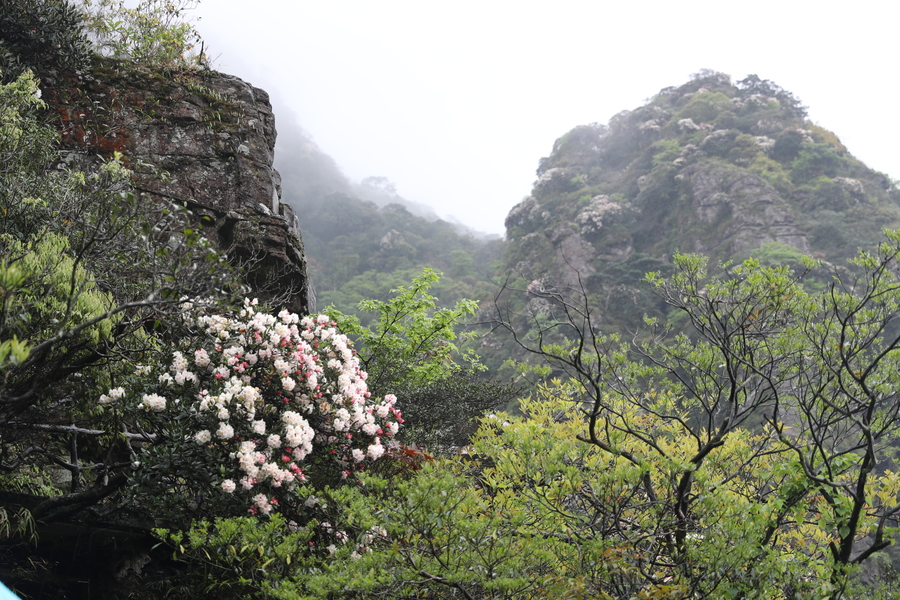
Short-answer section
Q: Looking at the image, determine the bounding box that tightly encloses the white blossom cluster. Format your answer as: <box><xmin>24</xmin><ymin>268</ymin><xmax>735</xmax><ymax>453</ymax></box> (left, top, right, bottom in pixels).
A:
<box><xmin>99</xmin><ymin>299</ymin><xmax>404</xmax><ymax>515</ymax></box>
<box><xmin>576</xmin><ymin>195</ymin><xmax>623</xmax><ymax>235</ymax></box>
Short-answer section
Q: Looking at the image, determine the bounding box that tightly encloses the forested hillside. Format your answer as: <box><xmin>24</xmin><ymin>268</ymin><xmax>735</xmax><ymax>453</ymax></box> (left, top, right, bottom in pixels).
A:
<box><xmin>275</xmin><ymin>125</ymin><xmax>504</xmax><ymax>320</ymax></box>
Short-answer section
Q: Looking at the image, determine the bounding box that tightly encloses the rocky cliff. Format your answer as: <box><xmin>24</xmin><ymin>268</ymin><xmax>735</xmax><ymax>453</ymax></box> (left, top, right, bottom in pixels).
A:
<box><xmin>502</xmin><ymin>71</ymin><xmax>900</xmax><ymax>334</ymax></box>
<box><xmin>41</xmin><ymin>59</ymin><xmax>313</xmax><ymax>314</ymax></box>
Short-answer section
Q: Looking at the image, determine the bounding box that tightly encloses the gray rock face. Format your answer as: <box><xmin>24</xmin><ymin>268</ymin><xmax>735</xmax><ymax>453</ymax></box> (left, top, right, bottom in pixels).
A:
<box><xmin>682</xmin><ymin>162</ymin><xmax>809</xmax><ymax>254</ymax></box>
<box><xmin>44</xmin><ymin>59</ymin><xmax>312</xmax><ymax>314</ymax></box>
<box><xmin>548</xmin><ymin>223</ymin><xmax>597</xmax><ymax>288</ymax></box>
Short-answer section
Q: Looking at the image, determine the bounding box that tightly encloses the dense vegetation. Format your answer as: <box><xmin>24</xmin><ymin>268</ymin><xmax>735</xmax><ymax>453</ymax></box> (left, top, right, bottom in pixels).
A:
<box><xmin>274</xmin><ymin>128</ymin><xmax>504</xmax><ymax>324</ymax></box>
<box><xmin>5</xmin><ymin>3</ymin><xmax>900</xmax><ymax>599</ymax></box>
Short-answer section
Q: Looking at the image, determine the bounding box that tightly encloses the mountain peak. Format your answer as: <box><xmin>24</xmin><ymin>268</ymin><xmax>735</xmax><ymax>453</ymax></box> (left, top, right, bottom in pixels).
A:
<box><xmin>503</xmin><ymin>73</ymin><xmax>900</xmax><ymax>334</ymax></box>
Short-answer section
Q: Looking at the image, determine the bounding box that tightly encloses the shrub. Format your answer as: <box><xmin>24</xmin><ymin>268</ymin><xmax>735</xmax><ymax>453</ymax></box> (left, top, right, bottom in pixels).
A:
<box><xmin>676</xmin><ymin>91</ymin><xmax>731</xmax><ymax>123</ymax></box>
<box><xmin>791</xmin><ymin>142</ymin><xmax>847</xmax><ymax>183</ymax></box>
<box><xmin>0</xmin><ymin>0</ymin><xmax>92</xmax><ymax>81</ymax></box>
<box><xmin>80</xmin><ymin>0</ymin><xmax>206</xmax><ymax>68</ymax></box>
<box><xmin>104</xmin><ymin>300</ymin><xmax>403</xmax><ymax>522</ymax></box>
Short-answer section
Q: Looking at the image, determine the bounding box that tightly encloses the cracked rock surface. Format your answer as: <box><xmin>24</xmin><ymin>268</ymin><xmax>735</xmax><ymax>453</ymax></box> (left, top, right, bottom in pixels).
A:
<box><xmin>43</xmin><ymin>59</ymin><xmax>312</xmax><ymax>314</ymax></box>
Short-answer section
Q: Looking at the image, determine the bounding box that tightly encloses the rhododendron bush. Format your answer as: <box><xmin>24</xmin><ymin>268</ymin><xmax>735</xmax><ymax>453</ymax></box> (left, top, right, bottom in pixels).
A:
<box><xmin>101</xmin><ymin>299</ymin><xmax>403</xmax><ymax>516</ymax></box>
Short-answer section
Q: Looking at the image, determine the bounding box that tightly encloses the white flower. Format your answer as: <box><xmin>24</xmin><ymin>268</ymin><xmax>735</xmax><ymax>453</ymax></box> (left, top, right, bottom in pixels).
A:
<box><xmin>174</xmin><ymin>370</ymin><xmax>197</xmax><ymax>386</ymax></box>
<box><xmin>253</xmin><ymin>493</ymin><xmax>272</xmax><ymax>515</ymax></box>
<box><xmin>371</xmin><ymin>526</ymin><xmax>387</xmax><ymax>538</ymax></box>
<box><xmin>252</xmin><ymin>420</ymin><xmax>266</xmax><ymax>434</ymax></box>
<box><xmin>194</xmin><ymin>348</ymin><xmax>210</xmax><ymax>367</ymax></box>
<box><xmin>267</xmin><ymin>434</ymin><xmax>282</xmax><ymax>448</ymax></box>
<box><xmin>221</xmin><ymin>479</ymin><xmax>236</xmax><ymax>493</ymax></box>
<box><xmin>170</xmin><ymin>351</ymin><xmax>189</xmax><ymax>373</ymax></box>
<box><xmin>366</xmin><ymin>443</ymin><xmax>384</xmax><ymax>460</ymax></box>
<box><xmin>216</xmin><ymin>422</ymin><xmax>235</xmax><ymax>439</ymax></box>
<box><xmin>240</xmin><ymin>386</ymin><xmax>260</xmax><ymax>405</ymax></box>
<box><xmin>274</xmin><ymin>323</ymin><xmax>290</xmax><ymax>339</ymax></box>
<box><xmin>352</xmin><ymin>449</ymin><xmax>365</xmax><ymax>462</ymax></box>
<box><xmin>194</xmin><ymin>430</ymin><xmax>212</xmax><ymax>444</ymax></box>
<box><xmin>99</xmin><ymin>388</ymin><xmax>126</xmax><ymax>404</ymax></box>
<box><xmin>141</xmin><ymin>393</ymin><xmax>166</xmax><ymax>411</ymax></box>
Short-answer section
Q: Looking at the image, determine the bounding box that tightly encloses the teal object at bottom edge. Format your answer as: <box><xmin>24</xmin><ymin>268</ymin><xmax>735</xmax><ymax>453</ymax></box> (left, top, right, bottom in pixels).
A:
<box><xmin>0</xmin><ymin>581</ymin><xmax>19</xmax><ymax>600</ymax></box>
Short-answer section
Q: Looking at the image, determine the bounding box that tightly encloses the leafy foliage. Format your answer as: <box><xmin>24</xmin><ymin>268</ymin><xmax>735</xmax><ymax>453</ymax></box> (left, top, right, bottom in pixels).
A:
<box><xmin>0</xmin><ymin>0</ymin><xmax>92</xmax><ymax>81</ymax></box>
<box><xmin>161</xmin><ymin>386</ymin><xmax>874</xmax><ymax>599</ymax></box>
<box><xmin>80</xmin><ymin>0</ymin><xmax>207</xmax><ymax>69</ymax></box>
<box><xmin>494</xmin><ymin>233</ymin><xmax>900</xmax><ymax>597</ymax></box>
<box><xmin>0</xmin><ymin>69</ymin><xmax>240</xmax><ymax>534</ymax></box>
<box><xmin>390</xmin><ymin>367</ymin><xmax>519</xmax><ymax>449</ymax></box>
<box><xmin>327</xmin><ymin>269</ymin><xmax>518</xmax><ymax>450</ymax></box>
<box><xmin>327</xmin><ymin>269</ymin><xmax>479</xmax><ymax>394</ymax></box>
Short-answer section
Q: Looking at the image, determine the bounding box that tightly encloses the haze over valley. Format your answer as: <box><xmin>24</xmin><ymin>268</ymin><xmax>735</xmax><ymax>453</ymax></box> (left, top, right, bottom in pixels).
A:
<box><xmin>193</xmin><ymin>1</ymin><xmax>899</xmax><ymax>236</ymax></box>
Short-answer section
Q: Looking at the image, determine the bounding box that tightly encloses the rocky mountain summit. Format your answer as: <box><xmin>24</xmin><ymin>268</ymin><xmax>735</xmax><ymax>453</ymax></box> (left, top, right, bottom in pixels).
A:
<box><xmin>502</xmin><ymin>71</ymin><xmax>900</xmax><ymax>333</ymax></box>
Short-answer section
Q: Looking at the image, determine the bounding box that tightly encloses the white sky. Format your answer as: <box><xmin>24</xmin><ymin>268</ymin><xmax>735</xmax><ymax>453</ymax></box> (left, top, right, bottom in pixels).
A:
<box><xmin>193</xmin><ymin>1</ymin><xmax>900</xmax><ymax>236</ymax></box>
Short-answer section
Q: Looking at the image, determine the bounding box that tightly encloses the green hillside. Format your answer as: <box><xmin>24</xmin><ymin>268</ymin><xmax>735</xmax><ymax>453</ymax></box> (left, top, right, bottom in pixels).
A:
<box><xmin>276</xmin><ymin>131</ymin><xmax>504</xmax><ymax>325</ymax></box>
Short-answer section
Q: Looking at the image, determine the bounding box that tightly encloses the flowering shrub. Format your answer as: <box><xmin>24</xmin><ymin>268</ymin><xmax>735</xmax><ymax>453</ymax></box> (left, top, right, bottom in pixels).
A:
<box><xmin>102</xmin><ymin>299</ymin><xmax>403</xmax><ymax>515</ymax></box>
